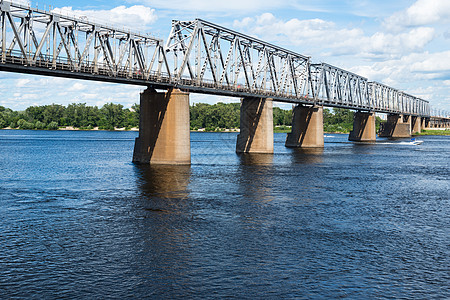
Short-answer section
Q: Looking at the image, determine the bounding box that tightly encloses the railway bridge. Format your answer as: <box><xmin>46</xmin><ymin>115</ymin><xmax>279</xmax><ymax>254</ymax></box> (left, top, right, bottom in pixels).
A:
<box><xmin>0</xmin><ymin>1</ymin><xmax>448</xmax><ymax>164</ymax></box>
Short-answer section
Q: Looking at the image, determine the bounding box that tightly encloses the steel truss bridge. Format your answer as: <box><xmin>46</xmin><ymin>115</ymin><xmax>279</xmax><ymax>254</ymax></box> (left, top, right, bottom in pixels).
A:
<box><xmin>0</xmin><ymin>1</ymin><xmax>443</xmax><ymax>118</ymax></box>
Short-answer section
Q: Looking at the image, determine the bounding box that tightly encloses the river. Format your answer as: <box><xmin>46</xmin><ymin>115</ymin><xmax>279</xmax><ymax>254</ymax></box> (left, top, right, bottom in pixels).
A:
<box><xmin>0</xmin><ymin>130</ymin><xmax>449</xmax><ymax>298</ymax></box>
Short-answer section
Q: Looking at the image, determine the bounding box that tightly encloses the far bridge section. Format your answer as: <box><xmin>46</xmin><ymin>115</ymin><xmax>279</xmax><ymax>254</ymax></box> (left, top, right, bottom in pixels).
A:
<box><xmin>0</xmin><ymin>1</ymin><xmax>439</xmax><ymax>164</ymax></box>
<box><xmin>429</xmin><ymin>110</ymin><xmax>450</xmax><ymax>129</ymax></box>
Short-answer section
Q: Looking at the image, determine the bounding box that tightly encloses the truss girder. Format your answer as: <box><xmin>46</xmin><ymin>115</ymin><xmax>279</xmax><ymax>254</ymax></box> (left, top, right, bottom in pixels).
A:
<box><xmin>368</xmin><ymin>82</ymin><xmax>429</xmax><ymax>116</ymax></box>
<box><xmin>165</xmin><ymin>19</ymin><xmax>312</xmax><ymax>100</ymax></box>
<box><xmin>0</xmin><ymin>1</ymin><xmax>168</xmax><ymax>81</ymax></box>
<box><xmin>311</xmin><ymin>63</ymin><xmax>371</xmax><ymax>109</ymax></box>
<box><xmin>309</xmin><ymin>63</ymin><xmax>429</xmax><ymax>116</ymax></box>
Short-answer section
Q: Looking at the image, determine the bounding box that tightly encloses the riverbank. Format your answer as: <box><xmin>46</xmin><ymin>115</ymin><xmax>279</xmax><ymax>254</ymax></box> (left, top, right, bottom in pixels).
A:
<box><xmin>415</xmin><ymin>129</ymin><xmax>450</xmax><ymax>136</ymax></box>
<box><xmin>2</xmin><ymin>127</ymin><xmax>449</xmax><ymax>136</ymax></box>
<box><xmin>2</xmin><ymin>126</ymin><xmax>139</xmax><ymax>131</ymax></box>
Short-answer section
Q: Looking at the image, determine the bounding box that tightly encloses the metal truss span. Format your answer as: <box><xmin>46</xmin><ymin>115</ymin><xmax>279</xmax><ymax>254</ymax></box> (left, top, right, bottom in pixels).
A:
<box><xmin>0</xmin><ymin>1</ymin><xmax>171</xmax><ymax>85</ymax></box>
<box><xmin>311</xmin><ymin>63</ymin><xmax>430</xmax><ymax>116</ymax></box>
<box><xmin>165</xmin><ymin>19</ymin><xmax>313</xmax><ymax>102</ymax></box>
<box><xmin>0</xmin><ymin>2</ymin><xmax>432</xmax><ymax>117</ymax></box>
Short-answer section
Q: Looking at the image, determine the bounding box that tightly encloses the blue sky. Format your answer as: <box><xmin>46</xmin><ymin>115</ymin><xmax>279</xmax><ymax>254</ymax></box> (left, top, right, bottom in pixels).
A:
<box><xmin>2</xmin><ymin>0</ymin><xmax>449</xmax><ymax>114</ymax></box>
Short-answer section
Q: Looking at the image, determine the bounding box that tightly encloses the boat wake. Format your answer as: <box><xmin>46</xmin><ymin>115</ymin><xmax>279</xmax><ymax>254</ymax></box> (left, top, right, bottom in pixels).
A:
<box><xmin>379</xmin><ymin>138</ymin><xmax>424</xmax><ymax>146</ymax></box>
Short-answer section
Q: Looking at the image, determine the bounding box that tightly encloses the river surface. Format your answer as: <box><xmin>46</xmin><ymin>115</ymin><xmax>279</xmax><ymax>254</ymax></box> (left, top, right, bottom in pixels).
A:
<box><xmin>0</xmin><ymin>130</ymin><xmax>449</xmax><ymax>298</ymax></box>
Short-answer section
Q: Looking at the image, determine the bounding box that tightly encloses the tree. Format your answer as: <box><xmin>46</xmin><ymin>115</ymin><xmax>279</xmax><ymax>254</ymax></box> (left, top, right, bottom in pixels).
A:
<box><xmin>35</xmin><ymin>121</ymin><xmax>46</xmax><ymax>130</ymax></box>
<box><xmin>124</xmin><ymin>106</ymin><xmax>139</xmax><ymax>129</ymax></box>
<box><xmin>25</xmin><ymin>106</ymin><xmax>45</xmax><ymax>123</ymax></box>
<box><xmin>43</xmin><ymin>104</ymin><xmax>65</xmax><ymax>125</ymax></box>
<box><xmin>273</xmin><ymin>107</ymin><xmax>292</xmax><ymax>126</ymax></box>
<box><xmin>99</xmin><ymin>103</ymin><xmax>125</xmax><ymax>130</ymax></box>
<box><xmin>17</xmin><ymin>119</ymin><xmax>35</xmax><ymax>130</ymax></box>
<box><xmin>47</xmin><ymin>121</ymin><xmax>59</xmax><ymax>130</ymax></box>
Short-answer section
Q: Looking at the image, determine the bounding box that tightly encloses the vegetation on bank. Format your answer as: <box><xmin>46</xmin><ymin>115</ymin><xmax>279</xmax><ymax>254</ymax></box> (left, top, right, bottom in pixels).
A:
<box><xmin>1</xmin><ymin>102</ymin><xmax>385</xmax><ymax>133</ymax></box>
<box><xmin>0</xmin><ymin>103</ymin><xmax>139</xmax><ymax>130</ymax></box>
<box><xmin>415</xmin><ymin>129</ymin><xmax>450</xmax><ymax>136</ymax></box>
<box><xmin>190</xmin><ymin>103</ymin><xmax>370</xmax><ymax>133</ymax></box>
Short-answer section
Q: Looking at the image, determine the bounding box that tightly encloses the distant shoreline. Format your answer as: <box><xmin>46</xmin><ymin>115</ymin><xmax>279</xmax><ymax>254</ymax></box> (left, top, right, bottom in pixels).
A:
<box><xmin>2</xmin><ymin>126</ymin><xmax>139</xmax><ymax>131</ymax></box>
<box><xmin>1</xmin><ymin>128</ymin><xmax>449</xmax><ymax>136</ymax></box>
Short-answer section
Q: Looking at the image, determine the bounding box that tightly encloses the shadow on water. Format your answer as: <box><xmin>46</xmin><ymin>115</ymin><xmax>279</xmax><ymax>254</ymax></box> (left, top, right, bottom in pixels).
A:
<box><xmin>133</xmin><ymin>164</ymin><xmax>191</xmax><ymax>206</ymax></box>
<box><xmin>289</xmin><ymin>148</ymin><xmax>324</xmax><ymax>164</ymax></box>
<box><xmin>131</xmin><ymin>164</ymin><xmax>195</xmax><ymax>294</ymax></box>
<box><xmin>350</xmin><ymin>141</ymin><xmax>378</xmax><ymax>155</ymax></box>
<box><xmin>238</xmin><ymin>153</ymin><xmax>274</xmax><ymax>165</ymax></box>
<box><xmin>237</xmin><ymin>153</ymin><xmax>275</xmax><ymax>203</ymax></box>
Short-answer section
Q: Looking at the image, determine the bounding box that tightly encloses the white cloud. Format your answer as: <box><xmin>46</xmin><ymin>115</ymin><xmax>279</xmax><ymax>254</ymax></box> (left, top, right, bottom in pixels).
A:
<box><xmin>19</xmin><ymin>93</ymin><xmax>40</xmax><ymax>100</ymax></box>
<box><xmin>359</xmin><ymin>27</ymin><xmax>435</xmax><ymax>58</ymax></box>
<box><xmin>127</xmin><ymin>0</ymin><xmax>284</xmax><ymax>13</ymax></box>
<box><xmin>235</xmin><ymin>13</ymin><xmax>362</xmax><ymax>45</ymax></box>
<box><xmin>68</xmin><ymin>82</ymin><xmax>86</xmax><ymax>92</ymax></box>
<box><xmin>410</xmin><ymin>51</ymin><xmax>450</xmax><ymax>73</ymax></box>
<box><xmin>52</xmin><ymin>5</ymin><xmax>158</xmax><ymax>32</ymax></box>
<box><xmin>352</xmin><ymin>51</ymin><xmax>450</xmax><ymax>82</ymax></box>
<box><xmin>233</xmin><ymin>14</ymin><xmax>435</xmax><ymax>59</ymax></box>
<box><xmin>348</xmin><ymin>50</ymin><xmax>450</xmax><ymax>109</ymax></box>
<box><xmin>2</xmin><ymin>74</ymin><xmax>142</xmax><ymax>110</ymax></box>
<box><xmin>384</xmin><ymin>0</ymin><xmax>450</xmax><ymax>31</ymax></box>
<box><xmin>16</xmin><ymin>78</ymin><xmax>31</xmax><ymax>87</ymax></box>
<box><xmin>13</xmin><ymin>0</ymin><xmax>31</xmax><ymax>6</ymax></box>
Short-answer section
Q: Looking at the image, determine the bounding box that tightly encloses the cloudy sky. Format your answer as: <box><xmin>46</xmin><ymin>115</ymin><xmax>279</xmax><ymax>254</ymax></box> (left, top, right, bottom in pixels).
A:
<box><xmin>1</xmin><ymin>0</ymin><xmax>449</xmax><ymax>113</ymax></box>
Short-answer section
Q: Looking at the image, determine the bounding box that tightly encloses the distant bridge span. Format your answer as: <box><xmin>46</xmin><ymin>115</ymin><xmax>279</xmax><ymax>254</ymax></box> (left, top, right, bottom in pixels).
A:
<box><xmin>0</xmin><ymin>1</ymin><xmax>448</xmax><ymax>164</ymax></box>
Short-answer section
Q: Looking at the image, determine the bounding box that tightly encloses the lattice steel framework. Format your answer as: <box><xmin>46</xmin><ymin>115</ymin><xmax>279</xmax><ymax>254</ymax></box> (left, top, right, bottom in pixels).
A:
<box><xmin>165</xmin><ymin>19</ymin><xmax>313</xmax><ymax>100</ymax></box>
<box><xmin>311</xmin><ymin>63</ymin><xmax>371</xmax><ymax>110</ymax></box>
<box><xmin>368</xmin><ymin>82</ymin><xmax>430</xmax><ymax>116</ymax></box>
<box><xmin>431</xmin><ymin>108</ymin><xmax>449</xmax><ymax>118</ymax></box>
<box><xmin>0</xmin><ymin>1</ymin><xmax>170</xmax><ymax>84</ymax></box>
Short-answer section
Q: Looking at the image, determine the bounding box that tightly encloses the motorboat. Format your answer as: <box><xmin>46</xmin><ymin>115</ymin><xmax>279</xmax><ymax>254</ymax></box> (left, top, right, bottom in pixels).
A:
<box><xmin>410</xmin><ymin>138</ymin><xmax>423</xmax><ymax>145</ymax></box>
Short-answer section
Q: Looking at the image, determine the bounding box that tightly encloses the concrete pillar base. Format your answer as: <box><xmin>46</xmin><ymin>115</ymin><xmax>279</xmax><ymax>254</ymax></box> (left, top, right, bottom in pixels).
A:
<box><xmin>411</xmin><ymin>116</ymin><xmax>421</xmax><ymax>134</ymax></box>
<box><xmin>285</xmin><ymin>105</ymin><xmax>324</xmax><ymax>148</ymax></box>
<box><xmin>379</xmin><ymin>114</ymin><xmax>411</xmax><ymax>138</ymax></box>
<box><xmin>349</xmin><ymin>111</ymin><xmax>376</xmax><ymax>142</ymax></box>
<box><xmin>133</xmin><ymin>88</ymin><xmax>190</xmax><ymax>165</ymax></box>
<box><xmin>236</xmin><ymin>97</ymin><xmax>274</xmax><ymax>153</ymax></box>
<box><xmin>421</xmin><ymin>118</ymin><xmax>428</xmax><ymax>130</ymax></box>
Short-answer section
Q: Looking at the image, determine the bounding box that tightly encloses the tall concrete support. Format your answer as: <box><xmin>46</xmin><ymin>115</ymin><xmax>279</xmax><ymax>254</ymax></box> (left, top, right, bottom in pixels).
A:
<box><xmin>379</xmin><ymin>114</ymin><xmax>411</xmax><ymax>138</ymax></box>
<box><xmin>236</xmin><ymin>97</ymin><xmax>274</xmax><ymax>153</ymax></box>
<box><xmin>421</xmin><ymin>118</ymin><xmax>427</xmax><ymax>130</ymax></box>
<box><xmin>133</xmin><ymin>88</ymin><xmax>190</xmax><ymax>164</ymax></box>
<box><xmin>348</xmin><ymin>111</ymin><xmax>376</xmax><ymax>142</ymax></box>
<box><xmin>285</xmin><ymin>105</ymin><xmax>324</xmax><ymax>148</ymax></box>
<box><xmin>411</xmin><ymin>116</ymin><xmax>421</xmax><ymax>134</ymax></box>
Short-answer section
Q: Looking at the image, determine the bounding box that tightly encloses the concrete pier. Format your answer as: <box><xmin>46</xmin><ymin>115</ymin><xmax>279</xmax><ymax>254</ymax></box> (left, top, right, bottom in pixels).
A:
<box><xmin>348</xmin><ymin>111</ymin><xmax>376</xmax><ymax>142</ymax></box>
<box><xmin>285</xmin><ymin>105</ymin><xmax>324</xmax><ymax>148</ymax></box>
<box><xmin>421</xmin><ymin>118</ymin><xmax>428</xmax><ymax>130</ymax></box>
<box><xmin>236</xmin><ymin>97</ymin><xmax>274</xmax><ymax>153</ymax></box>
<box><xmin>411</xmin><ymin>116</ymin><xmax>421</xmax><ymax>134</ymax></box>
<box><xmin>133</xmin><ymin>88</ymin><xmax>190</xmax><ymax>164</ymax></box>
<box><xmin>378</xmin><ymin>114</ymin><xmax>411</xmax><ymax>138</ymax></box>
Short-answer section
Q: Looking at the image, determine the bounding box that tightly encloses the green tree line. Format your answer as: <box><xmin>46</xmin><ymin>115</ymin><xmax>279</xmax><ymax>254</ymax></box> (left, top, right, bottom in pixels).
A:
<box><xmin>1</xmin><ymin>102</ymin><xmax>380</xmax><ymax>132</ymax></box>
<box><xmin>0</xmin><ymin>103</ymin><xmax>139</xmax><ymax>130</ymax></box>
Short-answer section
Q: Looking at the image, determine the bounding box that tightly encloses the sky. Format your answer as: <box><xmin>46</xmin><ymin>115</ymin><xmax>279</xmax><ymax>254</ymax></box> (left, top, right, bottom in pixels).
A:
<box><xmin>1</xmin><ymin>0</ymin><xmax>449</xmax><ymax>114</ymax></box>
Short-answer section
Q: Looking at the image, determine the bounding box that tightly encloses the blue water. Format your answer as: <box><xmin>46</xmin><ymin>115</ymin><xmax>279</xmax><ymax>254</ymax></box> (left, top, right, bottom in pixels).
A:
<box><xmin>0</xmin><ymin>130</ymin><xmax>449</xmax><ymax>298</ymax></box>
